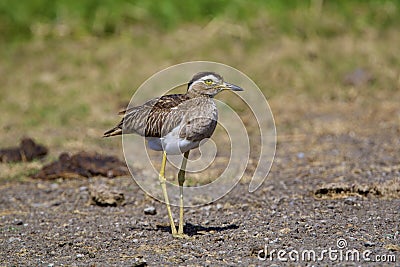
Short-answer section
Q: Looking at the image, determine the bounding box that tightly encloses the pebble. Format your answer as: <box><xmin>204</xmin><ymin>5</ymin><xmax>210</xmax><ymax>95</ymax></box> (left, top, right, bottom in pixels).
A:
<box><xmin>137</xmin><ymin>221</ymin><xmax>149</xmax><ymax>227</ymax></box>
<box><xmin>297</xmin><ymin>152</ymin><xmax>305</xmax><ymax>159</ymax></box>
<box><xmin>201</xmin><ymin>205</ymin><xmax>212</xmax><ymax>211</ymax></box>
<box><xmin>79</xmin><ymin>186</ymin><xmax>88</xmax><ymax>192</ymax></box>
<box><xmin>8</xmin><ymin>237</ymin><xmax>21</xmax><ymax>243</ymax></box>
<box><xmin>14</xmin><ymin>220</ymin><xmax>24</xmax><ymax>225</ymax></box>
<box><xmin>180</xmin><ymin>254</ymin><xmax>190</xmax><ymax>261</ymax></box>
<box><xmin>327</xmin><ymin>204</ymin><xmax>336</xmax><ymax>209</ymax></box>
<box><xmin>364</xmin><ymin>241</ymin><xmax>375</xmax><ymax>247</ymax></box>
<box><xmin>269</xmin><ymin>238</ymin><xmax>279</xmax><ymax>244</ymax></box>
<box><xmin>344</xmin><ymin>197</ymin><xmax>357</xmax><ymax>205</ymax></box>
<box><xmin>50</xmin><ymin>183</ymin><xmax>59</xmax><ymax>189</ymax></box>
<box><xmin>143</xmin><ymin>206</ymin><xmax>156</xmax><ymax>215</ymax></box>
<box><xmin>76</xmin><ymin>253</ymin><xmax>84</xmax><ymax>259</ymax></box>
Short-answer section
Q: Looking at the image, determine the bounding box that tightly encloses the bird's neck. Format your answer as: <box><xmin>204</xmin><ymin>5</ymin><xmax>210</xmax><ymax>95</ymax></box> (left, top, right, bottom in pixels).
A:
<box><xmin>186</xmin><ymin>90</ymin><xmax>213</xmax><ymax>99</ymax></box>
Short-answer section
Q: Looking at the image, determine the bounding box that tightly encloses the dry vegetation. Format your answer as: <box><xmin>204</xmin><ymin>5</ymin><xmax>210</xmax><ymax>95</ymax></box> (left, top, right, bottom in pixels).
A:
<box><xmin>0</xmin><ymin>17</ymin><xmax>399</xmax><ymax>181</ymax></box>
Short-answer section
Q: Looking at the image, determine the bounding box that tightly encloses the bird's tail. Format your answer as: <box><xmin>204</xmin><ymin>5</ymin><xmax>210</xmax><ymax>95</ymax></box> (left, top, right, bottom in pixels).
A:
<box><xmin>103</xmin><ymin>125</ymin><xmax>123</xmax><ymax>137</ymax></box>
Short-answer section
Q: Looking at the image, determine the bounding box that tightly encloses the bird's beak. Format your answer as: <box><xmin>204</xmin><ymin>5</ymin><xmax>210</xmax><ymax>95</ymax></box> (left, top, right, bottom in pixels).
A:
<box><xmin>223</xmin><ymin>82</ymin><xmax>244</xmax><ymax>91</ymax></box>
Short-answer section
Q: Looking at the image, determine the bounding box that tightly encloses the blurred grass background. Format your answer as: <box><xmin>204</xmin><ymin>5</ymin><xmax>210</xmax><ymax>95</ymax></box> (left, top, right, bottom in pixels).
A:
<box><xmin>0</xmin><ymin>0</ymin><xmax>399</xmax><ymax>160</ymax></box>
<box><xmin>1</xmin><ymin>0</ymin><xmax>399</xmax><ymax>41</ymax></box>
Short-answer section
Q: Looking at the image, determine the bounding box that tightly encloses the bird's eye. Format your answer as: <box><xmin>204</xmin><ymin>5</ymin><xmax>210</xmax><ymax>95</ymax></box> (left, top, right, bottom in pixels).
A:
<box><xmin>204</xmin><ymin>79</ymin><xmax>213</xmax><ymax>85</ymax></box>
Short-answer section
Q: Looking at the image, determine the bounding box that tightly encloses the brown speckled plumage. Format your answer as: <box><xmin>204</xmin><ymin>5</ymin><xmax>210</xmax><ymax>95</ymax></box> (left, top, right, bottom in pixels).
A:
<box><xmin>104</xmin><ymin>71</ymin><xmax>243</xmax><ymax>153</ymax></box>
<box><xmin>103</xmin><ymin>94</ymin><xmax>217</xmax><ymax>141</ymax></box>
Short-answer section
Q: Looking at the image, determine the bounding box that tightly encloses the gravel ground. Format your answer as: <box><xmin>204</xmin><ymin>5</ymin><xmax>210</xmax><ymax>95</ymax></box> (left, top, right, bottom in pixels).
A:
<box><xmin>1</xmin><ymin>101</ymin><xmax>400</xmax><ymax>266</ymax></box>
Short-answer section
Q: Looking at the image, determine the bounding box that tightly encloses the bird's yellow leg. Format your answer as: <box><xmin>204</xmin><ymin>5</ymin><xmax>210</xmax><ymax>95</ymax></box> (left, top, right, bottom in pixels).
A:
<box><xmin>158</xmin><ymin>151</ymin><xmax>176</xmax><ymax>235</ymax></box>
<box><xmin>177</xmin><ymin>151</ymin><xmax>190</xmax><ymax>236</ymax></box>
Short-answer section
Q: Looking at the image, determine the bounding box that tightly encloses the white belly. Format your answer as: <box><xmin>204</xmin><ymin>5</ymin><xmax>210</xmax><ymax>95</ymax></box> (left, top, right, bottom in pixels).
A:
<box><xmin>146</xmin><ymin>126</ymin><xmax>200</xmax><ymax>155</ymax></box>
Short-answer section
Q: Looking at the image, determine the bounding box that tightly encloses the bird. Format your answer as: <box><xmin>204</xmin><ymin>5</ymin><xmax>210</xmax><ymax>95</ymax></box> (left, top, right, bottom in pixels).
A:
<box><xmin>104</xmin><ymin>71</ymin><xmax>243</xmax><ymax>237</ymax></box>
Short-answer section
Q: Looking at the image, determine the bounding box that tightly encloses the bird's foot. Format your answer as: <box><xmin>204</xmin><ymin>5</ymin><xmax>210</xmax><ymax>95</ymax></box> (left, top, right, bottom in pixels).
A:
<box><xmin>172</xmin><ymin>232</ymin><xmax>190</xmax><ymax>239</ymax></box>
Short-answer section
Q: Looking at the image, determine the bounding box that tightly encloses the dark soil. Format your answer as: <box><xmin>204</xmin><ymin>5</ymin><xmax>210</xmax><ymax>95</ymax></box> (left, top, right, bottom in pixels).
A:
<box><xmin>32</xmin><ymin>151</ymin><xmax>129</xmax><ymax>180</ymax></box>
<box><xmin>0</xmin><ymin>138</ymin><xmax>47</xmax><ymax>163</ymax></box>
<box><xmin>1</xmin><ymin>101</ymin><xmax>400</xmax><ymax>266</ymax></box>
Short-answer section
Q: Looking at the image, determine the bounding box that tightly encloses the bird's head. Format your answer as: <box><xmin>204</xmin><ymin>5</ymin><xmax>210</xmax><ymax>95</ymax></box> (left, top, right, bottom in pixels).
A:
<box><xmin>187</xmin><ymin>72</ymin><xmax>244</xmax><ymax>97</ymax></box>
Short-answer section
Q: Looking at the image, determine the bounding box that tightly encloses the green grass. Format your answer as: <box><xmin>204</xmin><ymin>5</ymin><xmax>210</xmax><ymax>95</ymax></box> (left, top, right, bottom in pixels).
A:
<box><xmin>1</xmin><ymin>0</ymin><xmax>399</xmax><ymax>42</ymax></box>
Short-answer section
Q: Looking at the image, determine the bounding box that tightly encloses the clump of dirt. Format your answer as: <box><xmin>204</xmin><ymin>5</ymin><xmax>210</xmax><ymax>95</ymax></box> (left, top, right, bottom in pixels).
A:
<box><xmin>89</xmin><ymin>184</ymin><xmax>125</xmax><ymax>206</ymax></box>
<box><xmin>0</xmin><ymin>137</ymin><xmax>48</xmax><ymax>163</ymax></box>
<box><xmin>32</xmin><ymin>151</ymin><xmax>129</xmax><ymax>179</ymax></box>
<box><xmin>314</xmin><ymin>178</ymin><xmax>400</xmax><ymax>199</ymax></box>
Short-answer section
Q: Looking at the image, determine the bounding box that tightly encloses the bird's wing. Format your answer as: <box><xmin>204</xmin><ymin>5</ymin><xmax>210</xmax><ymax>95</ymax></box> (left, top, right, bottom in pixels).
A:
<box><xmin>103</xmin><ymin>94</ymin><xmax>191</xmax><ymax>137</ymax></box>
<box><xmin>144</xmin><ymin>94</ymin><xmax>196</xmax><ymax>137</ymax></box>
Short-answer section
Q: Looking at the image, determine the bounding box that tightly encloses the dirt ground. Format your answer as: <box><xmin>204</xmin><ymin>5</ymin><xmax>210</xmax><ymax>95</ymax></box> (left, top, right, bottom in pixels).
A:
<box><xmin>1</xmin><ymin>93</ymin><xmax>399</xmax><ymax>266</ymax></box>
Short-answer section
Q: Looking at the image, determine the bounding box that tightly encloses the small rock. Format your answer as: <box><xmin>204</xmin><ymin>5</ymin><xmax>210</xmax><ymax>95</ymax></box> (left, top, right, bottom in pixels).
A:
<box><xmin>364</xmin><ymin>241</ymin><xmax>375</xmax><ymax>247</ymax></box>
<box><xmin>215</xmin><ymin>236</ymin><xmax>224</xmax><ymax>242</ymax></box>
<box><xmin>326</xmin><ymin>204</ymin><xmax>336</xmax><ymax>210</ymax></box>
<box><xmin>8</xmin><ymin>237</ymin><xmax>21</xmax><ymax>243</ymax></box>
<box><xmin>241</xmin><ymin>204</ymin><xmax>249</xmax><ymax>211</ymax></box>
<box><xmin>137</xmin><ymin>221</ymin><xmax>149</xmax><ymax>227</ymax></box>
<box><xmin>279</xmin><ymin>228</ymin><xmax>291</xmax><ymax>234</ymax></box>
<box><xmin>180</xmin><ymin>254</ymin><xmax>190</xmax><ymax>261</ymax></box>
<box><xmin>89</xmin><ymin>184</ymin><xmax>125</xmax><ymax>207</ymax></box>
<box><xmin>202</xmin><ymin>220</ymin><xmax>210</xmax><ymax>225</ymax></box>
<box><xmin>76</xmin><ymin>253</ymin><xmax>84</xmax><ymax>259</ymax></box>
<box><xmin>143</xmin><ymin>206</ymin><xmax>156</xmax><ymax>215</ymax></box>
<box><xmin>344</xmin><ymin>197</ymin><xmax>357</xmax><ymax>205</ymax></box>
<box><xmin>133</xmin><ymin>259</ymin><xmax>147</xmax><ymax>267</ymax></box>
<box><xmin>348</xmin><ymin>236</ymin><xmax>357</xmax><ymax>241</ymax></box>
<box><xmin>50</xmin><ymin>183</ymin><xmax>59</xmax><ymax>189</ymax></box>
<box><xmin>201</xmin><ymin>205</ymin><xmax>212</xmax><ymax>211</ymax></box>
<box><xmin>79</xmin><ymin>186</ymin><xmax>88</xmax><ymax>192</ymax></box>
<box><xmin>297</xmin><ymin>152</ymin><xmax>305</xmax><ymax>159</ymax></box>
<box><xmin>14</xmin><ymin>220</ymin><xmax>24</xmax><ymax>225</ymax></box>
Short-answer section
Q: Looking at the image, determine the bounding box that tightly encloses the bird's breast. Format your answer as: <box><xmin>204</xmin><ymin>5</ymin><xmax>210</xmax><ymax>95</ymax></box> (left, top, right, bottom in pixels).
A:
<box><xmin>146</xmin><ymin>125</ymin><xmax>201</xmax><ymax>155</ymax></box>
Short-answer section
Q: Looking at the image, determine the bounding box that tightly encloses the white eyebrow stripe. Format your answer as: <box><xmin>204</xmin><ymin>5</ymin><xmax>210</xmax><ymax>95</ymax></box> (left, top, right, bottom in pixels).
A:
<box><xmin>200</xmin><ymin>75</ymin><xmax>218</xmax><ymax>81</ymax></box>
